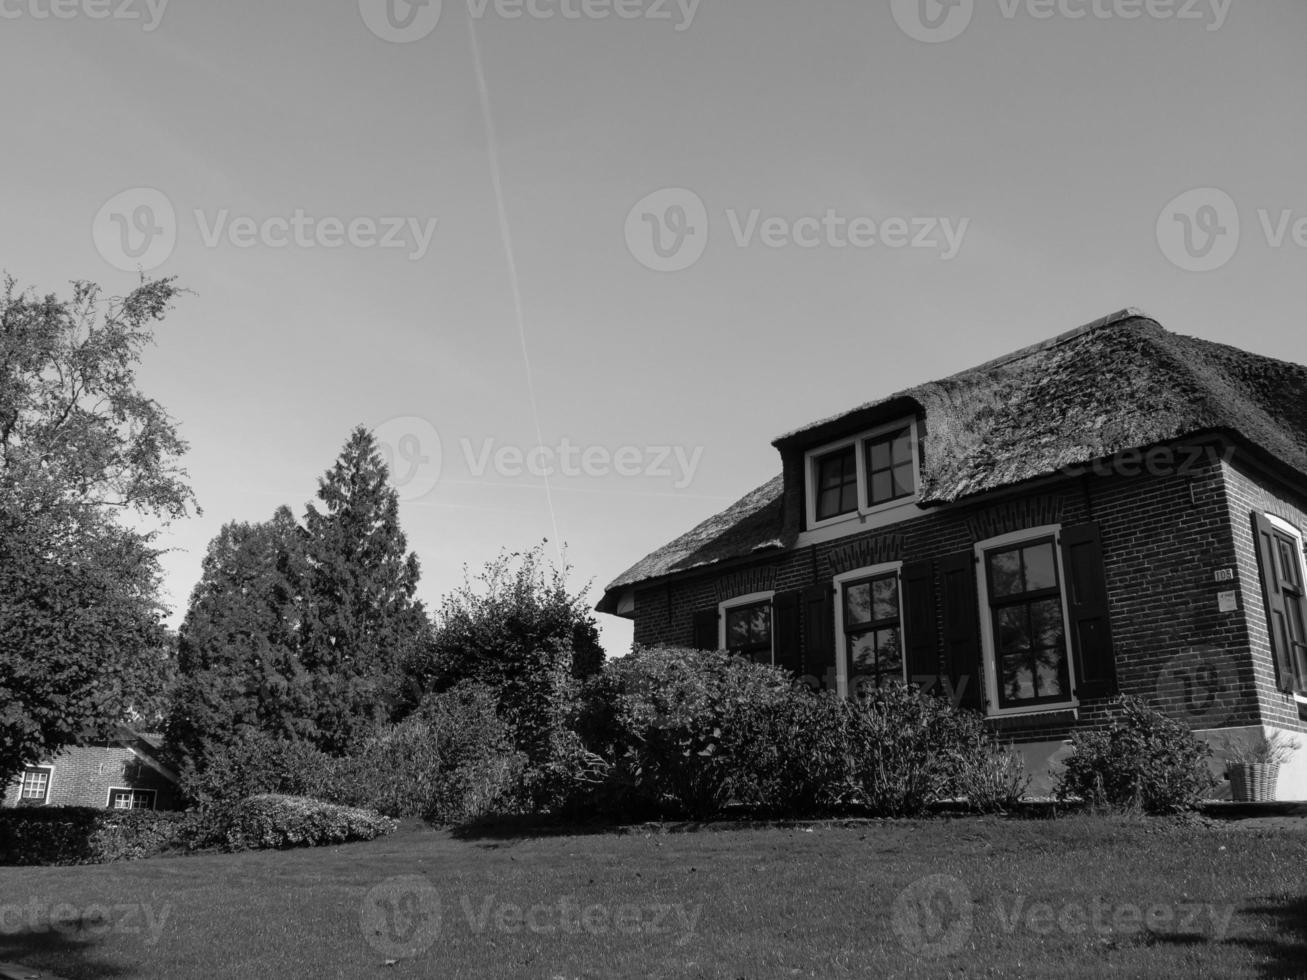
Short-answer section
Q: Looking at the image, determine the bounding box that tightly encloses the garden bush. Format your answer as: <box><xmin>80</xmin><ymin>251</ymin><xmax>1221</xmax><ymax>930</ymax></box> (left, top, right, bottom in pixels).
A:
<box><xmin>178</xmin><ymin>730</ymin><xmax>338</xmax><ymax>813</ymax></box>
<box><xmin>219</xmin><ymin>794</ymin><xmax>398</xmax><ymax>851</ymax></box>
<box><xmin>726</xmin><ymin>692</ymin><xmax>850</xmax><ymax>815</ymax></box>
<box><xmin>1056</xmin><ymin>696</ymin><xmax>1216</xmax><ymax>814</ymax></box>
<box><xmin>0</xmin><ymin>807</ymin><xmax>194</xmax><ymax>866</ymax></box>
<box><xmin>333</xmin><ymin>682</ymin><xmax>526</xmax><ymax>824</ymax></box>
<box><xmin>953</xmin><ymin>735</ymin><xmax>1032</xmax><ymax>813</ymax></box>
<box><xmin>576</xmin><ymin>645</ymin><xmax>798</xmax><ymax>818</ymax></box>
<box><xmin>842</xmin><ymin>683</ymin><xmax>992</xmax><ymax>817</ymax></box>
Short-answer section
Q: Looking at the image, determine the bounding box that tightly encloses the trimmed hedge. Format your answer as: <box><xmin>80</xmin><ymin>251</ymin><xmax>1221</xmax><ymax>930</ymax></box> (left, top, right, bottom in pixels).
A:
<box><xmin>0</xmin><ymin>807</ymin><xmax>194</xmax><ymax>866</ymax></box>
<box><xmin>219</xmin><ymin>794</ymin><xmax>398</xmax><ymax>851</ymax></box>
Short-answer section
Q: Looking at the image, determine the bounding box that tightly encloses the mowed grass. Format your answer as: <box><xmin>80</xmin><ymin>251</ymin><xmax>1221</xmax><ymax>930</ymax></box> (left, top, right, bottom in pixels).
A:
<box><xmin>2</xmin><ymin>815</ymin><xmax>1305</xmax><ymax>980</ymax></box>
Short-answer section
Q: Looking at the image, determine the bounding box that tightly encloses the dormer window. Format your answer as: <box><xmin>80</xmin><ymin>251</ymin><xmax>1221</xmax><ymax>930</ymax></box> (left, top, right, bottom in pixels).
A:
<box><xmin>804</xmin><ymin>419</ymin><xmax>921</xmax><ymax>531</ymax></box>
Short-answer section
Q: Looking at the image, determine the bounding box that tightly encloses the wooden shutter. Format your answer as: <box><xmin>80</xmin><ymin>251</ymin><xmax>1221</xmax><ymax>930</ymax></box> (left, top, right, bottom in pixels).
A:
<box><xmin>940</xmin><ymin>551</ymin><xmax>984</xmax><ymax>711</ymax></box>
<box><xmin>773</xmin><ymin>590</ymin><xmax>803</xmax><ymax>675</ymax></box>
<box><xmin>692</xmin><ymin>609</ymin><xmax>720</xmax><ymax>652</ymax></box>
<box><xmin>803</xmin><ymin>583</ymin><xmax>836</xmax><ymax>690</ymax></box>
<box><xmin>1060</xmin><ymin>522</ymin><xmax>1118</xmax><ymax>699</ymax></box>
<box><xmin>1253</xmin><ymin>513</ymin><xmax>1297</xmax><ymax>693</ymax></box>
<box><xmin>901</xmin><ymin>560</ymin><xmax>940</xmax><ymax>693</ymax></box>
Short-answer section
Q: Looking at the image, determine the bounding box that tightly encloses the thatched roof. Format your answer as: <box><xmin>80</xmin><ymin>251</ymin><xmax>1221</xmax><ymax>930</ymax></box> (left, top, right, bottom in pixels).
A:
<box><xmin>597</xmin><ymin>311</ymin><xmax>1307</xmax><ymax>613</ymax></box>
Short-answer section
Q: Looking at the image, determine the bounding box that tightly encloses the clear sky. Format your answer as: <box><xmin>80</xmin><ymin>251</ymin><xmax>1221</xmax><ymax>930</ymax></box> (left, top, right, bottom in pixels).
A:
<box><xmin>3</xmin><ymin>0</ymin><xmax>1304</xmax><ymax>656</ymax></box>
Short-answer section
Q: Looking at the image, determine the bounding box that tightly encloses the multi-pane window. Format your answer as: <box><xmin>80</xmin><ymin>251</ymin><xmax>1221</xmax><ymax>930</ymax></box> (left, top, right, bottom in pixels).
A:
<box><xmin>20</xmin><ymin>768</ymin><xmax>50</xmax><ymax>802</ymax></box>
<box><xmin>843</xmin><ymin>572</ymin><xmax>903</xmax><ymax>693</ymax></box>
<box><xmin>815</xmin><ymin>446</ymin><xmax>858</xmax><ymax>521</ymax></box>
<box><xmin>807</xmin><ymin>422</ymin><xmax>919</xmax><ymax>528</ymax></box>
<box><xmin>865</xmin><ymin>428</ymin><xmax>915</xmax><ymax>507</ymax></box>
<box><xmin>1257</xmin><ymin>517</ymin><xmax>1307</xmax><ymax>694</ymax></box>
<box><xmin>984</xmin><ymin>538</ymin><xmax>1072</xmax><ymax>709</ymax></box>
<box><xmin>725</xmin><ymin>601</ymin><xmax>773</xmax><ymax>665</ymax></box>
<box><xmin>110</xmin><ymin>789</ymin><xmax>156</xmax><ymax>810</ymax></box>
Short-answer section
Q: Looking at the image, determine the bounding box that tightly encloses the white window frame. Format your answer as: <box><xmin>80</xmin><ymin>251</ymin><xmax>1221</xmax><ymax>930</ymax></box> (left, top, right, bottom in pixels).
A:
<box><xmin>107</xmin><ymin>787</ymin><xmax>157</xmax><ymax>811</ymax></box>
<box><xmin>833</xmin><ymin>561</ymin><xmax>905</xmax><ymax>699</ymax></box>
<box><xmin>974</xmin><ymin>525</ymin><xmax>1080</xmax><ymax>718</ymax></box>
<box><xmin>19</xmin><ymin>765</ymin><xmax>53</xmax><ymax>803</ymax></box>
<box><xmin>804</xmin><ymin>418</ymin><xmax>922</xmax><ymax>533</ymax></box>
<box><xmin>1264</xmin><ymin>513</ymin><xmax>1307</xmax><ymax>695</ymax></box>
<box><xmin>718</xmin><ymin>590</ymin><xmax>776</xmax><ymax>665</ymax></box>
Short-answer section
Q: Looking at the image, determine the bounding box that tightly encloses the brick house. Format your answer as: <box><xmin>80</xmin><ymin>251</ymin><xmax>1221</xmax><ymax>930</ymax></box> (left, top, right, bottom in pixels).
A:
<box><xmin>597</xmin><ymin>311</ymin><xmax>1307</xmax><ymax>799</ymax></box>
<box><xmin>2</xmin><ymin>728</ymin><xmax>180</xmax><ymax>810</ymax></box>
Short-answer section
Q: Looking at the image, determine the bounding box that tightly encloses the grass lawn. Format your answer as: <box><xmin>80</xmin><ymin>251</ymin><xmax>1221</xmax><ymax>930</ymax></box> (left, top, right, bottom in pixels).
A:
<box><xmin>1</xmin><ymin>815</ymin><xmax>1305</xmax><ymax>979</ymax></box>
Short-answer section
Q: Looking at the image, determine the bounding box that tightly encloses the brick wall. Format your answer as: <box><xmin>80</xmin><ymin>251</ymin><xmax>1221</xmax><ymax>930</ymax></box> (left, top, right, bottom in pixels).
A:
<box><xmin>630</xmin><ymin>437</ymin><xmax>1270</xmax><ymax>744</ymax></box>
<box><xmin>2</xmin><ymin>742</ymin><xmax>179</xmax><ymax>810</ymax></box>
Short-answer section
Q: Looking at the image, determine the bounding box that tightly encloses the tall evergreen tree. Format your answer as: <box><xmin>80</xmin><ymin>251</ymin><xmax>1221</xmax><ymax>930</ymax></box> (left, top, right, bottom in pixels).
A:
<box><xmin>297</xmin><ymin>426</ymin><xmax>430</xmax><ymax>753</ymax></box>
<box><xmin>165</xmin><ymin>507</ymin><xmax>310</xmax><ymax>768</ymax></box>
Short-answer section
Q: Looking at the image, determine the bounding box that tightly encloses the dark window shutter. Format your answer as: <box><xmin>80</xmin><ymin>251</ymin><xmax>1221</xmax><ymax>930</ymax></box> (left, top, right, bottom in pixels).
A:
<box><xmin>803</xmin><ymin>583</ymin><xmax>836</xmax><ymax>690</ymax></box>
<box><xmin>901</xmin><ymin>560</ymin><xmax>941</xmax><ymax>693</ymax></box>
<box><xmin>1060</xmin><ymin>522</ymin><xmax>1118</xmax><ymax>699</ymax></box>
<box><xmin>940</xmin><ymin>551</ymin><xmax>984</xmax><ymax>711</ymax></box>
<box><xmin>692</xmin><ymin>609</ymin><xmax>720</xmax><ymax>652</ymax></box>
<box><xmin>1253</xmin><ymin>513</ymin><xmax>1297</xmax><ymax>693</ymax></box>
<box><xmin>773</xmin><ymin>589</ymin><xmax>803</xmax><ymax>675</ymax></box>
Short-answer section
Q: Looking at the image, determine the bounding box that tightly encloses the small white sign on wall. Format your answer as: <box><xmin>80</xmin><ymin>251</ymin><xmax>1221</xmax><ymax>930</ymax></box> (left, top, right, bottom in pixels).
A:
<box><xmin>1214</xmin><ymin>568</ymin><xmax>1236</xmax><ymax>583</ymax></box>
<box><xmin>1218</xmin><ymin>591</ymin><xmax>1239</xmax><ymax>613</ymax></box>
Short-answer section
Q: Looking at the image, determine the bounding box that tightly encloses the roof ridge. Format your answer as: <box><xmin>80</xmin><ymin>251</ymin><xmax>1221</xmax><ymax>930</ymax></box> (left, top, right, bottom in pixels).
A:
<box><xmin>952</xmin><ymin>308</ymin><xmax>1157</xmax><ymax>379</ymax></box>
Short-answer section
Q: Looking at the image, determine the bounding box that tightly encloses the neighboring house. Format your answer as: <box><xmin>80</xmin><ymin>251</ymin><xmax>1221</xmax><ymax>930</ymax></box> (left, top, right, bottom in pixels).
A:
<box><xmin>597</xmin><ymin>311</ymin><xmax>1307</xmax><ymax>799</ymax></box>
<box><xmin>2</xmin><ymin>728</ymin><xmax>180</xmax><ymax>810</ymax></box>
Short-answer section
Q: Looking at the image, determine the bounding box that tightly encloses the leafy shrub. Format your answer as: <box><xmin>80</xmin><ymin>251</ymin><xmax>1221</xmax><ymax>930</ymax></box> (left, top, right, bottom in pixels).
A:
<box><xmin>954</xmin><ymin>736</ymin><xmax>1031</xmax><ymax>813</ymax></box>
<box><xmin>1056</xmin><ymin>696</ymin><xmax>1216</xmax><ymax>814</ymax></box>
<box><xmin>576</xmin><ymin>646</ymin><xmax>804</xmax><ymax>818</ymax></box>
<box><xmin>334</xmin><ymin>683</ymin><xmax>526</xmax><ymax>825</ymax></box>
<box><xmin>0</xmin><ymin>807</ymin><xmax>193</xmax><ymax>866</ymax></box>
<box><xmin>178</xmin><ymin>730</ymin><xmax>338</xmax><ymax>813</ymax></box>
<box><xmin>842</xmin><ymin>684</ymin><xmax>990</xmax><ymax>817</ymax></box>
<box><xmin>219</xmin><ymin>794</ymin><xmax>397</xmax><ymax>851</ymax></box>
<box><xmin>726</xmin><ymin>693</ymin><xmax>850</xmax><ymax>815</ymax></box>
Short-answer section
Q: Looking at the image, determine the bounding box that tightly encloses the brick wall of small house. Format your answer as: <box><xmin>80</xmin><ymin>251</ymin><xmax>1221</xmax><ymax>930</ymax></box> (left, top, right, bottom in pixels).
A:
<box><xmin>2</xmin><ymin>744</ymin><xmax>179</xmax><ymax>810</ymax></box>
<box><xmin>1220</xmin><ymin>454</ymin><xmax>1307</xmax><ymax>734</ymax></box>
<box><xmin>631</xmin><ymin>440</ymin><xmax>1262</xmax><ymax>744</ymax></box>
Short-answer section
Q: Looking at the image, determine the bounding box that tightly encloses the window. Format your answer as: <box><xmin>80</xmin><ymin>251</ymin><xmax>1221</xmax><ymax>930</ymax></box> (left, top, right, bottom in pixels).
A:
<box><xmin>865</xmin><ymin>427</ymin><xmax>915</xmax><ymax>507</ymax></box>
<box><xmin>842</xmin><ymin>571</ymin><xmax>904</xmax><ymax>694</ymax></box>
<box><xmin>109</xmin><ymin>788</ymin><xmax>156</xmax><ymax>810</ymax></box>
<box><xmin>720</xmin><ymin>594</ymin><xmax>774</xmax><ymax>665</ymax></box>
<box><xmin>20</xmin><ymin>767</ymin><xmax>51</xmax><ymax>803</ymax></box>
<box><xmin>815</xmin><ymin>446</ymin><xmax>858</xmax><ymax>521</ymax></box>
<box><xmin>1255</xmin><ymin>514</ymin><xmax>1307</xmax><ymax>695</ymax></box>
<box><xmin>979</xmin><ymin>531</ymin><xmax>1075</xmax><ymax>712</ymax></box>
<box><xmin>805</xmin><ymin>420</ymin><xmax>920</xmax><ymax>531</ymax></box>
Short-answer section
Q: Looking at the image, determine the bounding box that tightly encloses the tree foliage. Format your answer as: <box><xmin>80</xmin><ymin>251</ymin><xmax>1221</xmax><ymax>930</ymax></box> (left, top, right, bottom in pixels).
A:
<box><xmin>0</xmin><ymin>277</ymin><xmax>194</xmax><ymax>785</ymax></box>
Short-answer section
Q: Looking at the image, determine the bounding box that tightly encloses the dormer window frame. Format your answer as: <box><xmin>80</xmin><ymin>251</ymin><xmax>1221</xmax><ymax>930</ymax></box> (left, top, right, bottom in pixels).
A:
<box><xmin>803</xmin><ymin>417</ymin><xmax>922</xmax><ymax>533</ymax></box>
